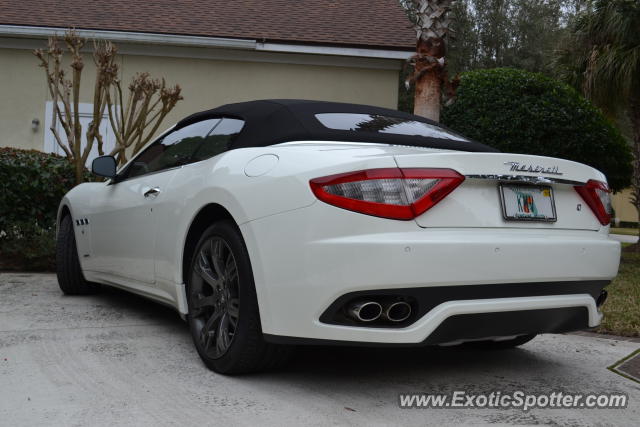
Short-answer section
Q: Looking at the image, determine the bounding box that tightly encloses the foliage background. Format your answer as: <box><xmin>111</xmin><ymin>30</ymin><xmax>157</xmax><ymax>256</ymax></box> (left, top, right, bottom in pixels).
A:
<box><xmin>441</xmin><ymin>68</ymin><xmax>632</xmax><ymax>191</ymax></box>
<box><xmin>0</xmin><ymin>148</ymin><xmax>90</xmax><ymax>270</ymax></box>
<box><xmin>399</xmin><ymin>0</ymin><xmax>593</xmax><ymax>113</ymax></box>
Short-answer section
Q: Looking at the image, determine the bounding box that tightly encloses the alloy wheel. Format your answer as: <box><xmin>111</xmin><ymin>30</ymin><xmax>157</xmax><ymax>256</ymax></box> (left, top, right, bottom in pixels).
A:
<box><xmin>190</xmin><ymin>237</ymin><xmax>240</xmax><ymax>359</ymax></box>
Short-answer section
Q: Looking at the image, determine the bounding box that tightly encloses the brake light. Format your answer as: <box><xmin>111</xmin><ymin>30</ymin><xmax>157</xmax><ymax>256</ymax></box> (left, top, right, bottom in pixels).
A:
<box><xmin>574</xmin><ymin>180</ymin><xmax>612</xmax><ymax>225</ymax></box>
<box><xmin>309</xmin><ymin>168</ymin><xmax>465</xmax><ymax>220</ymax></box>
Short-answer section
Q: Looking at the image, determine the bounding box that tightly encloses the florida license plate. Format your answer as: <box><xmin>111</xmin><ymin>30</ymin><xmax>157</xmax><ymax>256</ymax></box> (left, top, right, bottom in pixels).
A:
<box><xmin>499</xmin><ymin>184</ymin><xmax>557</xmax><ymax>222</ymax></box>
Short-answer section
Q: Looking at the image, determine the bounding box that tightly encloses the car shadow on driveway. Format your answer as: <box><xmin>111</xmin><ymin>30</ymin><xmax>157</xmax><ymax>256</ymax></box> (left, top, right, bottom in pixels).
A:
<box><xmin>94</xmin><ymin>284</ymin><xmax>619</xmax><ymax>399</ymax></box>
<box><xmin>93</xmin><ymin>285</ymin><xmax>187</xmax><ymax>327</ymax></box>
<box><xmin>99</xmin><ymin>284</ymin><xmax>553</xmax><ymax>368</ymax></box>
<box><xmin>283</xmin><ymin>342</ymin><xmax>548</xmax><ymax>387</ymax></box>
<box><xmin>98</xmin><ymin>284</ymin><xmax>543</xmax><ymax>368</ymax></box>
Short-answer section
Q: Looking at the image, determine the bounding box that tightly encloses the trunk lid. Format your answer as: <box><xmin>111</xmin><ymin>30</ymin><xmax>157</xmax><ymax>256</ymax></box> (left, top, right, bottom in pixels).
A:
<box><xmin>393</xmin><ymin>152</ymin><xmax>607</xmax><ymax>230</ymax></box>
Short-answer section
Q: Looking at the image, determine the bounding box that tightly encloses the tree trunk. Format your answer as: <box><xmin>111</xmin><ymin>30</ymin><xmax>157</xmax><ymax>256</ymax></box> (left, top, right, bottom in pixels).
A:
<box><xmin>629</xmin><ymin>96</ymin><xmax>640</xmax><ymax>250</ymax></box>
<box><xmin>412</xmin><ymin>37</ymin><xmax>445</xmax><ymax>122</ymax></box>
<box><xmin>75</xmin><ymin>157</ymin><xmax>84</xmax><ymax>186</ymax></box>
<box><xmin>414</xmin><ymin>71</ymin><xmax>441</xmax><ymax>122</ymax></box>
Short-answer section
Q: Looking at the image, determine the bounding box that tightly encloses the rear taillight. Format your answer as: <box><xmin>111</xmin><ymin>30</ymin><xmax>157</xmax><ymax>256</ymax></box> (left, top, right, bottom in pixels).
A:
<box><xmin>574</xmin><ymin>180</ymin><xmax>611</xmax><ymax>226</ymax></box>
<box><xmin>309</xmin><ymin>168</ymin><xmax>464</xmax><ymax>220</ymax></box>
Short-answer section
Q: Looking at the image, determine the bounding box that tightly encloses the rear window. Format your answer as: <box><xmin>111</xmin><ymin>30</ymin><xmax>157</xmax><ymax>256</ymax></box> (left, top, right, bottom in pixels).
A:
<box><xmin>315</xmin><ymin>113</ymin><xmax>468</xmax><ymax>142</ymax></box>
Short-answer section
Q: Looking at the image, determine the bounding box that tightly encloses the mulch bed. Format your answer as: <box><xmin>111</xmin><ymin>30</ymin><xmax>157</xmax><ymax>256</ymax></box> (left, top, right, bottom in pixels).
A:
<box><xmin>0</xmin><ymin>254</ymin><xmax>54</xmax><ymax>272</ymax></box>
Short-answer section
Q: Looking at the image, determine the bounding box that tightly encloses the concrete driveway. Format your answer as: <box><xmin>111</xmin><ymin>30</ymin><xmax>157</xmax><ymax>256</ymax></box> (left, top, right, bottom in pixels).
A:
<box><xmin>1</xmin><ymin>273</ymin><xmax>639</xmax><ymax>426</ymax></box>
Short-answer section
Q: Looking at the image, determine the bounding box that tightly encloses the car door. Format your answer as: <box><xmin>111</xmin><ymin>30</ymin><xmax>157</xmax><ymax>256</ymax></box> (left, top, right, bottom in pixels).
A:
<box><xmin>152</xmin><ymin>117</ymin><xmax>246</xmax><ymax>285</ymax></box>
<box><xmin>88</xmin><ymin>119</ymin><xmax>221</xmax><ymax>284</ymax></box>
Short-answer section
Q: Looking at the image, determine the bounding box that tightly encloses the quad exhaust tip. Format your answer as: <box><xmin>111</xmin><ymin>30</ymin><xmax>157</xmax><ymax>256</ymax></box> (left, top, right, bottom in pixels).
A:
<box><xmin>348</xmin><ymin>300</ymin><xmax>412</xmax><ymax>323</ymax></box>
<box><xmin>348</xmin><ymin>301</ymin><xmax>383</xmax><ymax>322</ymax></box>
<box><xmin>385</xmin><ymin>301</ymin><xmax>412</xmax><ymax>322</ymax></box>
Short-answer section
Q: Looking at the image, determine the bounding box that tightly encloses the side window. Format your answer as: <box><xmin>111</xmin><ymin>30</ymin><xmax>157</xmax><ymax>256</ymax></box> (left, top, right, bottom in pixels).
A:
<box><xmin>124</xmin><ymin>119</ymin><xmax>220</xmax><ymax>179</ymax></box>
<box><xmin>191</xmin><ymin>118</ymin><xmax>245</xmax><ymax>163</ymax></box>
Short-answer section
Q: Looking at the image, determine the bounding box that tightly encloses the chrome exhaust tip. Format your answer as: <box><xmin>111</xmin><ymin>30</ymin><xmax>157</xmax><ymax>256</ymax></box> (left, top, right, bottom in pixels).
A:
<box><xmin>385</xmin><ymin>301</ymin><xmax>412</xmax><ymax>322</ymax></box>
<box><xmin>348</xmin><ymin>301</ymin><xmax>383</xmax><ymax>322</ymax></box>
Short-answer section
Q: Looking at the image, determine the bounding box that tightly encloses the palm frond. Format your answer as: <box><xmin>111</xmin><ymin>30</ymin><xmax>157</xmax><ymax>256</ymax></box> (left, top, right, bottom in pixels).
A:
<box><xmin>553</xmin><ymin>0</ymin><xmax>640</xmax><ymax>112</ymax></box>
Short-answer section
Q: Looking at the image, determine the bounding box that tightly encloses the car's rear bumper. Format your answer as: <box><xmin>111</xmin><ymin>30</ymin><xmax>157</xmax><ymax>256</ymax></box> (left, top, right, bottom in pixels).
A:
<box><xmin>240</xmin><ymin>202</ymin><xmax>620</xmax><ymax>345</ymax></box>
<box><xmin>264</xmin><ymin>304</ymin><xmax>593</xmax><ymax>347</ymax></box>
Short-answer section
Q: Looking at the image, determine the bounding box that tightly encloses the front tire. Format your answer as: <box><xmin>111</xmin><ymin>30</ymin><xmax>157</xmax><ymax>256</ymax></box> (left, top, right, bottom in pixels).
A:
<box><xmin>187</xmin><ymin>220</ymin><xmax>290</xmax><ymax>374</ymax></box>
<box><xmin>56</xmin><ymin>215</ymin><xmax>100</xmax><ymax>295</ymax></box>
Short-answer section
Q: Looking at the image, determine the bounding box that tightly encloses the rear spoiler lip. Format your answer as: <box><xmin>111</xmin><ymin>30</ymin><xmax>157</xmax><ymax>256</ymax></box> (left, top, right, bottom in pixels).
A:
<box><xmin>466</xmin><ymin>174</ymin><xmax>586</xmax><ymax>186</ymax></box>
<box><xmin>392</xmin><ymin>152</ymin><xmax>608</xmax><ymax>185</ymax></box>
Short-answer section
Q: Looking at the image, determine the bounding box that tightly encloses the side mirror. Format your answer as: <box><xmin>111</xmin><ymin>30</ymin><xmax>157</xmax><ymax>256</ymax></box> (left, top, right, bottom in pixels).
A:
<box><xmin>92</xmin><ymin>156</ymin><xmax>117</xmax><ymax>178</ymax></box>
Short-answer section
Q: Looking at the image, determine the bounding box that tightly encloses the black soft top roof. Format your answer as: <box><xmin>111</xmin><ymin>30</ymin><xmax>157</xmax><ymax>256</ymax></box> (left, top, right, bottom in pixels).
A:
<box><xmin>175</xmin><ymin>99</ymin><xmax>498</xmax><ymax>153</ymax></box>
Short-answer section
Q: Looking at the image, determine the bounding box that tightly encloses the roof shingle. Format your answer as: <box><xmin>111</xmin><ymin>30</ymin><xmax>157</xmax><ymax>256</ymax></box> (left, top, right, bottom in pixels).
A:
<box><xmin>0</xmin><ymin>0</ymin><xmax>416</xmax><ymax>50</ymax></box>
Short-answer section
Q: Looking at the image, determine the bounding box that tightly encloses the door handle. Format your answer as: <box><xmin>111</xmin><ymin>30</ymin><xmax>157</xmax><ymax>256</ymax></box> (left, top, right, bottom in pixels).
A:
<box><xmin>143</xmin><ymin>187</ymin><xmax>161</xmax><ymax>198</ymax></box>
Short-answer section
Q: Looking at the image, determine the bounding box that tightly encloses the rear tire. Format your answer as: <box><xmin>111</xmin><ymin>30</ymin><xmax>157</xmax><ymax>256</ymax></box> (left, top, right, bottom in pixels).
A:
<box><xmin>466</xmin><ymin>334</ymin><xmax>537</xmax><ymax>349</ymax></box>
<box><xmin>187</xmin><ymin>220</ymin><xmax>290</xmax><ymax>374</ymax></box>
<box><xmin>56</xmin><ymin>215</ymin><xmax>100</xmax><ymax>295</ymax></box>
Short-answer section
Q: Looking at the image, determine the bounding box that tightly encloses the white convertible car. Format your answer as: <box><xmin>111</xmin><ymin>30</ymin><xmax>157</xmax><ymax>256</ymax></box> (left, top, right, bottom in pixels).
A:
<box><xmin>56</xmin><ymin>99</ymin><xmax>620</xmax><ymax>374</ymax></box>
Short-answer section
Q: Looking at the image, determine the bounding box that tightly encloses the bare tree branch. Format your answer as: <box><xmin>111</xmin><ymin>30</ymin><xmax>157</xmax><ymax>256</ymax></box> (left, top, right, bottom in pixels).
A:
<box><xmin>35</xmin><ymin>28</ymin><xmax>183</xmax><ymax>177</ymax></box>
<box><xmin>98</xmin><ymin>71</ymin><xmax>182</xmax><ymax>165</ymax></box>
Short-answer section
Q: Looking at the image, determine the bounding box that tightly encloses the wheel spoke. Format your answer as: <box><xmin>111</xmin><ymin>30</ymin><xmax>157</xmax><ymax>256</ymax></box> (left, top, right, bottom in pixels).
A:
<box><xmin>210</xmin><ymin>239</ymin><xmax>225</xmax><ymax>280</ymax></box>
<box><xmin>216</xmin><ymin>313</ymin><xmax>230</xmax><ymax>354</ymax></box>
<box><xmin>200</xmin><ymin>315</ymin><xmax>216</xmax><ymax>349</ymax></box>
<box><xmin>216</xmin><ymin>333</ymin><xmax>225</xmax><ymax>355</ymax></box>
<box><xmin>225</xmin><ymin>255</ymin><xmax>238</xmax><ymax>283</ymax></box>
<box><xmin>202</xmin><ymin>309</ymin><xmax>220</xmax><ymax>334</ymax></box>
<box><xmin>195</xmin><ymin>251</ymin><xmax>219</xmax><ymax>288</ymax></box>
<box><xmin>202</xmin><ymin>329</ymin><xmax>215</xmax><ymax>352</ymax></box>
<box><xmin>200</xmin><ymin>308</ymin><xmax>223</xmax><ymax>353</ymax></box>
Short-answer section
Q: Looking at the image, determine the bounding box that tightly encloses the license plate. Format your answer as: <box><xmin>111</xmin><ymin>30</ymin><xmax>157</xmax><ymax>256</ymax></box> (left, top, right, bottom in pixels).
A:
<box><xmin>499</xmin><ymin>184</ymin><xmax>557</xmax><ymax>222</ymax></box>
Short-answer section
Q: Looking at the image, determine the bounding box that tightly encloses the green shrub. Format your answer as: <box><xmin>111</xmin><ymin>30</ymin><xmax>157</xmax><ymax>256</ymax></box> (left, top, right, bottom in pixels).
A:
<box><xmin>0</xmin><ymin>147</ymin><xmax>90</xmax><ymax>270</ymax></box>
<box><xmin>441</xmin><ymin>68</ymin><xmax>632</xmax><ymax>192</ymax></box>
<box><xmin>0</xmin><ymin>221</ymin><xmax>56</xmax><ymax>270</ymax></box>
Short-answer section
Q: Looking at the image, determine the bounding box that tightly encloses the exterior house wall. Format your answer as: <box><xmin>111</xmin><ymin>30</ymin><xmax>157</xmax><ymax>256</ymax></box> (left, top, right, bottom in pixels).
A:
<box><xmin>0</xmin><ymin>46</ymin><xmax>400</xmax><ymax>152</ymax></box>
<box><xmin>612</xmin><ymin>189</ymin><xmax>638</xmax><ymax>225</ymax></box>
<box><xmin>0</xmin><ymin>48</ymin><xmax>49</xmax><ymax>151</ymax></box>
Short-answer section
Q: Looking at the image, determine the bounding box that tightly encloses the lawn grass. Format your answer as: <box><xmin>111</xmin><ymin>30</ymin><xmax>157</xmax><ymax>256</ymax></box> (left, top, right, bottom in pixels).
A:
<box><xmin>596</xmin><ymin>249</ymin><xmax>640</xmax><ymax>337</ymax></box>
<box><xmin>610</xmin><ymin>227</ymin><xmax>639</xmax><ymax>237</ymax></box>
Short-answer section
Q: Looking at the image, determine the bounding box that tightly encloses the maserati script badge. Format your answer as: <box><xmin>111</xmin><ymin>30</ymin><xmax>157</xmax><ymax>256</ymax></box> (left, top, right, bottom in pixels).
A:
<box><xmin>504</xmin><ymin>162</ymin><xmax>563</xmax><ymax>176</ymax></box>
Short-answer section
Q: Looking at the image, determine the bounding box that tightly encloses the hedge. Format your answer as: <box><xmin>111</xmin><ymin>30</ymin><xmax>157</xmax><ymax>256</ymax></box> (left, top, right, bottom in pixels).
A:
<box><xmin>0</xmin><ymin>147</ymin><xmax>90</xmax><ymax>270</ymax></box>
<box><xmin>441</xmin><ymin>68</ymin><xmax>633</xmax><ymax>192</ymax></box>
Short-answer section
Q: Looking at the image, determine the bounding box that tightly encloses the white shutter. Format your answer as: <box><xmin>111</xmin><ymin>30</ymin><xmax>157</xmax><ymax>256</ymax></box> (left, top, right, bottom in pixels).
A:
<box><xmin>43</xmin><ymin>102</ymin><xmax>116</xmax><ymax>166</ymax></box>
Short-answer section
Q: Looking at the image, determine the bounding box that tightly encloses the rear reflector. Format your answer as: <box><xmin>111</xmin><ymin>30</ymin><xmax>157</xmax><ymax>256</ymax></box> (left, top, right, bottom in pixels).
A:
<box><xmin>310</xmin><ymin>168</ymin><xmax>464</xmax><ymax>220</ymax></box>
<box><xmin>574</xmin><ymin>180</ymin><xmax>611</xmax><ymax>226</ymax></box>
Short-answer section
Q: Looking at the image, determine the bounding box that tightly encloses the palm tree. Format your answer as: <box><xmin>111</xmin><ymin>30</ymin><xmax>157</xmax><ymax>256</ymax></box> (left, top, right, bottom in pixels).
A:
<box><xmin>554</xmin><ymin>0</ymin><xmax>640</xmax><ymax>244</ymax></box>
<box><xmin>401</xmin><ymin>0</ymin><xmax>454</xmax><ymax>122</ymax></box>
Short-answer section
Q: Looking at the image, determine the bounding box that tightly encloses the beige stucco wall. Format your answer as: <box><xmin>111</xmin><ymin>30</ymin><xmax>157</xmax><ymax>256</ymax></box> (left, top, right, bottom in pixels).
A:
<box><xmin>0</xmin><ymin>47</ymin><xmax>400</xmax><ymax>151</ymax></box>
<box><xmin>0</xmin><ymin>48</ymin><xmax>49</xmax><ymax>150</ymax></box>
<box><xmin>612</xmin><ymin>188</ymin><xmax>638</xmax><ymax>224</ymax></box>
